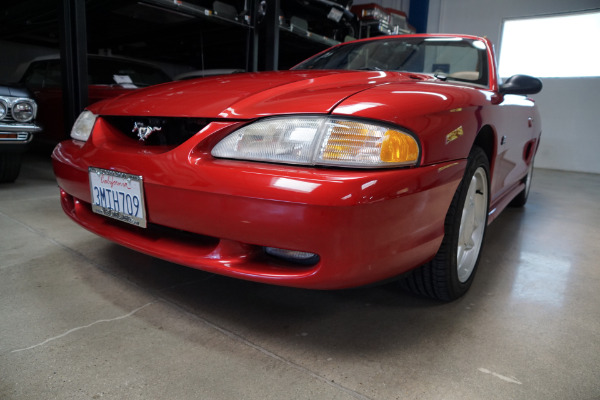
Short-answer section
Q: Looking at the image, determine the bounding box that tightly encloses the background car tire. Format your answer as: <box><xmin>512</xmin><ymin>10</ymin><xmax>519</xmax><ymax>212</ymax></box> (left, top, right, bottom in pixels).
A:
<box><xmin>509</xmin><ymin>160</ymin><xmax>534</xmax><ymax>207</ymax></box>
<box><xmin>402</xmin><ymin>146</ymin><xmax>490</xmax><ymax>301</ymax></box>
<box><xmin>0</xmin><ymin>153</ymin><xmax>23</xmax><ymax>183</ymax></box>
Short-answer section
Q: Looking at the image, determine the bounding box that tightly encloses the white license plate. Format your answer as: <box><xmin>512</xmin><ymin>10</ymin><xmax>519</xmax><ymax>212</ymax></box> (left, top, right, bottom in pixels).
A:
<box><xmin>89</xmin><ymin>167</ymin><xmax>147</xmax><ymax>228</ymax></box>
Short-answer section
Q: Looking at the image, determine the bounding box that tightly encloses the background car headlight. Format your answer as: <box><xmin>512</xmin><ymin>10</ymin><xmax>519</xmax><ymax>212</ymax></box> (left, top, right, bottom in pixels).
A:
<box><xmin>12</xmin><ymin>100</ymin><xmax>36</xmax><ymax>122</ymax></box>
<box><xmin>211</xmin><ymin>116</ymin><xmax>420</xmax><ymax>168</ymax></box>
<box><xmin>70</xmin><ymin>110</ymin><xmax>98</xmax><ymax>142</ymax></box>
<box><xmin>0</xmin><ymin>100</ymin><xmax>7</xmax><ymax>120</ymax></box>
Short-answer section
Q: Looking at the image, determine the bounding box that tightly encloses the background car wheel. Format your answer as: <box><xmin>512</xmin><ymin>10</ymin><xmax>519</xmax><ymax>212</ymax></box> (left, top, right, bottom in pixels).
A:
<box><xmin>0</xmin><ymin>153</ymin><xmax>23</xmax><ymax>183</ymax></box>
<box><xmin>509</xmin><ymin>160</ymin><xmax>534</xmax><ymax>207</ymax></box>
<box><xmin>402</xmin><ymin>146</ymin><xmax>490</xmax><ymax>301</ymax></box>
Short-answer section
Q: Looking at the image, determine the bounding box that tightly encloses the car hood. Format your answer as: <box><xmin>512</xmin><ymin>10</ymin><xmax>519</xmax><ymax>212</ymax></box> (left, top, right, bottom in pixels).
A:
<box><xmin>0</xmin><ymin>83</ymin><xmax>32</xmax><ymax>98</ymax></box>
<box><xmin>90</xmin><ymin>70</ymin><xmax>432</xmax><ymax>119</ymax></box>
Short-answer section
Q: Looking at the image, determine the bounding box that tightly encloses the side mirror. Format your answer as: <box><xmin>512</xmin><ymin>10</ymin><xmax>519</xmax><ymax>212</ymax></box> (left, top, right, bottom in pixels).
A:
<box><xmin>499</xmin><ymin>74</ymin><xmax>543</xmax><ymax>95</ymax></box>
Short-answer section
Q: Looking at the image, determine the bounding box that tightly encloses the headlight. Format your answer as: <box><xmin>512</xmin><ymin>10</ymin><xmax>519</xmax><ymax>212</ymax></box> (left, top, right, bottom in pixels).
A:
<box><xmin>211</xmin><ymin>116</ymin><xmax>420</xmax><ymax>168</ymax></box>
<box><xmin>70</xmin><ymin>110</ymin><xmax>98</xmax><ymax>142</ymax></box>
<box><xmin>12</xmin><ymin>100</ymin><xmax>36</xmax><ymax>122</ymax></box>
<box><xmin>0</xmin><ymin>100</ymin><xmax>7</xmax><ymax>120</ymax></box>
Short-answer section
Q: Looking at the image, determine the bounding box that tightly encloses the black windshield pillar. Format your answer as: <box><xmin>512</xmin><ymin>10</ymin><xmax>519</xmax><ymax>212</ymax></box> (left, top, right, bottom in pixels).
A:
<box><xmin>59</xmin><ymin>0</ymin><xmax>89</xmax><ymax>138</ymax></box>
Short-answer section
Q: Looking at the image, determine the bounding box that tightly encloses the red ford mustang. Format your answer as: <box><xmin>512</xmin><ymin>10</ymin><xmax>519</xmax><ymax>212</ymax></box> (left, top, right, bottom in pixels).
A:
<box><xmin>52</xmin><ymin>34</ymin><xmax>542</xmax><ymax>301</ymax></box>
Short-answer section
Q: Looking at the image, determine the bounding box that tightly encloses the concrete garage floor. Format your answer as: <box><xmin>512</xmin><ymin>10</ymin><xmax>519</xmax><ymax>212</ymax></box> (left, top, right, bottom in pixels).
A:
<box><xmin>1</xmin><ymin>153</ymin><xmax>599</xmax><ymax>400</ymax></box>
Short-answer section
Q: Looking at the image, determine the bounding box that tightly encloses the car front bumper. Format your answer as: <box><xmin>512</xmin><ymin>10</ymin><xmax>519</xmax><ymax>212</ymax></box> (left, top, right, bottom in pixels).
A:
<box><xmin>0</xmin><ymin>122</ymin><xmax>41</xmax><ymax>152</ymax></box>
<box><xmin>52</xmin><ymin>120</ymin><xmax>466</xmax><ymax>289</ymax></box>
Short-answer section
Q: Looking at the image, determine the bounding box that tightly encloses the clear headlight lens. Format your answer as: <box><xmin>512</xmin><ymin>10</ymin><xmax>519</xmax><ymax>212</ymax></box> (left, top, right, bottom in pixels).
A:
<box><xmin>211</xmin><ymin>116</ymin><xmax>419</xmax><ymax>168</ymax></box>
<box><xmin>12</xmin><ymin>100</ymin><xmax>36</xmax><ymax>122</ymax></box>
<box><xmin>70</xmin><ymin>110</ymin><xmax>97</xmax><ymax>142</ymax></box>
<box><xmin>0</xmin><ymin>100</ymin><xmax>7</xmax><ymax>120</ymax></box>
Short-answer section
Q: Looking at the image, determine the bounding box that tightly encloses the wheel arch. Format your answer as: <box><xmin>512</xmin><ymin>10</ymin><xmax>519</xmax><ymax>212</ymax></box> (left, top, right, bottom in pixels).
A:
<box><xmin>472</xmin><ymin>125</ymin><xmax>496</xmax><ymax>173</ymax></box>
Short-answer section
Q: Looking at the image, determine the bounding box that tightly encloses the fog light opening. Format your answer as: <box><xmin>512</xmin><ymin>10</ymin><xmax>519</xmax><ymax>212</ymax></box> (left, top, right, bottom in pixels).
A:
<box><xmin>264</xmin><ymin>247</ymin><xmax>320</xmax><ymax>265</ymax></box>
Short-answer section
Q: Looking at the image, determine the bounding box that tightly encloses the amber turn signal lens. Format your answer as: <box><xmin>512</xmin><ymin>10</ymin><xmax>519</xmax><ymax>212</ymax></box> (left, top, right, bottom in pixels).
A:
<box><xmin>321</xmin><ymin>121</ymin><xmax>373</xmax><ymax>161</ymax></box>
<box><xmin>319</xmin><ymin>121</ymin><xmax>419</xmax><ymax>167</ymax></box>
<box><xmin>380</xmin><ymin>130</ymin><xmax>419</xmax><ymax>163</ymax></box>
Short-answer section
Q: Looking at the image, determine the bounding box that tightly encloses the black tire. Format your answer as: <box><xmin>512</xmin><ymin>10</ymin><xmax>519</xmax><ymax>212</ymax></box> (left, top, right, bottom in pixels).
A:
<box><xmin>402</xmin><ymin>146</ymin><xmax>490</xmax><ymax>301</ymax></box>
<box><xmin>0</xmin><ymin>153</ymin><xmax>23</xmax><ymax>183</ymax></box>
<box><xmin>509</xmin><ymin>160</ymin><xmax>534</xmax><ymax>207</ymax></box>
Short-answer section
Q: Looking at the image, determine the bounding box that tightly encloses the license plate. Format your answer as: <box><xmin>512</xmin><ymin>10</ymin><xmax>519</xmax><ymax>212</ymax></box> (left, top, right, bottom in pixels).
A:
<box><xmin>89</xmin><ymin>167</ymin><xmax>147</xmax><ymax>228</ymax></box>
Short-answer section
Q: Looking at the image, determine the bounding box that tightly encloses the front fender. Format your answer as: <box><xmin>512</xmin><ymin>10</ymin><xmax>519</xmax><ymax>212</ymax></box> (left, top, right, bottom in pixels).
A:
<box><xmin>332</xmin><ymin>82</ymin><xmax>494</xmax><ymax>165</ymax></box>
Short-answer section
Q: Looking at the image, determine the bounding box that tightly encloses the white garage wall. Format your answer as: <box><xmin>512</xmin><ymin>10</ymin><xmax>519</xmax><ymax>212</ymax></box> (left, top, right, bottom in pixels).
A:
<box><xmin>426</xmin><ymin>0</ymin><xmax>600</xmax><ymax>174</ymax></box>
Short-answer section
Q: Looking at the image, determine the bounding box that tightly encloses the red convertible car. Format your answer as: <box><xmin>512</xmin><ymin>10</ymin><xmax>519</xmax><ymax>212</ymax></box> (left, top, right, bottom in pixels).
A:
<box><xmin>52</xmin><ymin>34</ymin><xmax>542</xmax><ymax>301</ymax></box>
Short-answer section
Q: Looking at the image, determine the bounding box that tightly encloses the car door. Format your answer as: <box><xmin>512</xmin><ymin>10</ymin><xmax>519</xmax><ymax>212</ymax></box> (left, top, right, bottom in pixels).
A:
<box><xmin>490</xmin><ymin>93</ymin><xmax>539</xmax><ymax>201</ymax></box>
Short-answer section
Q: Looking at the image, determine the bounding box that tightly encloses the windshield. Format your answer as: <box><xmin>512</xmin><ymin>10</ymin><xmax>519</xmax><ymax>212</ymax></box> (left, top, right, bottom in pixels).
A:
<box><xmin>293</xmin><ymin>37</ymin><xmax>489</xmax><ymax>86</ymax></box>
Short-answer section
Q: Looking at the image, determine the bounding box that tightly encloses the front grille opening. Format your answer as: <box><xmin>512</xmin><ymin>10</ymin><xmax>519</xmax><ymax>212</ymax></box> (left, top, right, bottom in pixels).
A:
<box><xmin>103</xmin><ymin>116</ymin><xmax>212</xmax><ymax>146</ymax></box>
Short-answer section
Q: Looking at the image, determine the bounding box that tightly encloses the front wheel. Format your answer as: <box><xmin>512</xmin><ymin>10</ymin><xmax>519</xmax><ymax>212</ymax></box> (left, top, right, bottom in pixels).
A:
<box><xmin>402</xmin><ymin>146</ymin><xmax>490</xmax><ymax>301</ymax></box>
<box><xmin>0</xmin><ymin>153</ymin><xmax>23</xmax><ymax>183</ymax></box>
